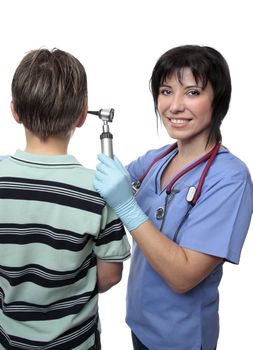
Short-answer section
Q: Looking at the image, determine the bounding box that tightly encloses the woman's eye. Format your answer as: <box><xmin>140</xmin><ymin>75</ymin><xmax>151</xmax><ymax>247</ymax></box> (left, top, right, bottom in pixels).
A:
<box><xmin>159</xmin><ymin>89</ymin><xmax>171</xmax><ymax>96</ymax></box>
<box><xmin>188</xmin><ymin>89</ymin><xmax>200</xmax><ymax>96</ymax></box>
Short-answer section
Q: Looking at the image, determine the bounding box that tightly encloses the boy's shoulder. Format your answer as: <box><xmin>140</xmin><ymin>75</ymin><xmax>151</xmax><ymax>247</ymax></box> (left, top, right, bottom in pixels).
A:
<box><xmin>0</xmin><ymin>152</ymin><xmax>97</xmax><ymax>192</ymax></box>
<box><xmin>66</xmin><ymin>164</ymin><xmax>96</xmax><ymax>191</ymax></box>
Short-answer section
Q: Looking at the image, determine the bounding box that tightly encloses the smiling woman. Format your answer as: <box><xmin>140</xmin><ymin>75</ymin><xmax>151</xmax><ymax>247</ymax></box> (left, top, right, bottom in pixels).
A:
<box><xmin>93</xmin><ymin>45</ymin><xmax>253</xmax><ymax>350</ymax></box>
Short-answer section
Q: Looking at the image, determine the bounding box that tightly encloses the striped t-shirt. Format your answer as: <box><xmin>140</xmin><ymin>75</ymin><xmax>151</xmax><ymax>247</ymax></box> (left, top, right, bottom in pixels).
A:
<box><xmin>0</xmin><ymin>150</ymin><xmax>130</xmax><ymax>350</ymax></box>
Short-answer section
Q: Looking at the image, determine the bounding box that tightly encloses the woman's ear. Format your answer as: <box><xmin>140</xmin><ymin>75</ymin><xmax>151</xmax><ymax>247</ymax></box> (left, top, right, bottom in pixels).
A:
<box><xmin>10</xmin><ymin>101</ymin><xmax>21</xmax><ymax>124</ymax></box>
<box><xmin>76</xmin><ymin>107</ymin><xmax>88</xmax><ymax>128</ymax></box>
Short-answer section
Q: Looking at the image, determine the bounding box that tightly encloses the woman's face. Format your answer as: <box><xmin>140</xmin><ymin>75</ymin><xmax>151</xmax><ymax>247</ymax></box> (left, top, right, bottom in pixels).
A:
<box><xmin>157</xmin><ymin>68</ymin><xmax>214</xmax><ymax>146</ymax></box>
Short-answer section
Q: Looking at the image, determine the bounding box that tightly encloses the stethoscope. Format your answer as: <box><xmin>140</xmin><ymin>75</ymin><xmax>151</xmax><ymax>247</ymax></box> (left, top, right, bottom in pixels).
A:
<box><xmin>132</xmin><ymin>141</ymin><xmax>221</xmax><ymax>242</ymax></box>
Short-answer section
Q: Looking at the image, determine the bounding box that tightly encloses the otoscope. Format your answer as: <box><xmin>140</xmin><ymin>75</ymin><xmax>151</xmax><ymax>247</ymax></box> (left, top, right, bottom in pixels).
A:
<box><xmin>88</xmin><ymin>108</ymin><xmax>114</xmax><ymax>158</ymax></box>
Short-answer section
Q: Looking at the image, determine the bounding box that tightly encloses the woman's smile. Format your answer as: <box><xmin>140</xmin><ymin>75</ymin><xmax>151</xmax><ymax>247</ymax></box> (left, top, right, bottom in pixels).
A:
<box><xmin>169</xmin><ymin>118</ymin><xmax>192</xmax><ymax>126</ymax></box>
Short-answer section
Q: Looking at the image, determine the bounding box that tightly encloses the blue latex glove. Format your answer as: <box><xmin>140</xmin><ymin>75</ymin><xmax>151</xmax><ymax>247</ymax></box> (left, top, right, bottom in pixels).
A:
<box><xmin>94</xmin><ymin>154</ymin><xmax>148</xmax><ymax>231</ymax></box>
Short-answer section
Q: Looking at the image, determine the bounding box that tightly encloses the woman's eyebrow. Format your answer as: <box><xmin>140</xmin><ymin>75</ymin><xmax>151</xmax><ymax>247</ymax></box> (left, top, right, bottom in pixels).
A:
<box><xmin>160</xmin><ymin>83</ymin><xmax>202</xmax><ymax>89</ymax></box>
<box><xmin>184</xmin><ymin>84</ymin><xmax>202</xmax><ymax>89</ymax></box>
<box><xmin>159</xmin><ymin>83</ymin><xmax>171</xmax><ymax>88</ymax></box>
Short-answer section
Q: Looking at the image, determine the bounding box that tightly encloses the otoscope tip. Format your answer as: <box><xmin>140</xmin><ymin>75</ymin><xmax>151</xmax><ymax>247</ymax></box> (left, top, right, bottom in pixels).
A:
<box><xmin>88</xmin><ymin>111</ymin><xmax>99</xmax><ymax>116</ymax></box>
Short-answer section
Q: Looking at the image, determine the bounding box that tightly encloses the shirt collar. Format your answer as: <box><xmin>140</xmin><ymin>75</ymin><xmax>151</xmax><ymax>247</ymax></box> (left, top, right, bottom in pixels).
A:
<box><xmin>11</xmin><ymin>150</ymin><xmax>81</xmax><ymax>167</ymax></box>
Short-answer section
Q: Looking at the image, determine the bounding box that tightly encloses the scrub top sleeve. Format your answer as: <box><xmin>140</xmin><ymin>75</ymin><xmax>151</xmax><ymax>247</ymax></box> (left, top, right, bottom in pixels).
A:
<box><xmin>127</xmin><ymin>145</ymin><xmax>170</xmax><ymax>181</ymax></box>
<box><xmin>178</xmin><ymin>173</ymin><xmax>253</xmax><ymax>264</ymax></box>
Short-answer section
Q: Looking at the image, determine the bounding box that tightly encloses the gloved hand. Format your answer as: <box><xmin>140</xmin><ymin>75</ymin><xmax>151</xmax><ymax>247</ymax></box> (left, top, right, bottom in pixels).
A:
<box><xmin>94</xmin><ymin>154</ymin><xmax>148</xmax><ymax>231</ymax></box>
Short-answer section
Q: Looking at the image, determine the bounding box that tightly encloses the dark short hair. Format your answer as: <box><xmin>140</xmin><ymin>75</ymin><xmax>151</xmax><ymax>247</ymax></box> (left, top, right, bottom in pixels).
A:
<box><xmin>11</xmin><ymin>48</ymin><xmax>88</xmax><ymax>139</ymax></box>
<box><xmin>150</xmin><ymin>45</ymin><xmax>232</xmax><ymax>144</ymax></box>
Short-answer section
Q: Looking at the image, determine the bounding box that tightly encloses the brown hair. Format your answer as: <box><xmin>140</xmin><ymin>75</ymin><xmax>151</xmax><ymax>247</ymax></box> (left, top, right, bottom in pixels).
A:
<box><xmin>11</xmin><ymin>48</ymin><xmax>88</xmax><ymax>139</ymax></box>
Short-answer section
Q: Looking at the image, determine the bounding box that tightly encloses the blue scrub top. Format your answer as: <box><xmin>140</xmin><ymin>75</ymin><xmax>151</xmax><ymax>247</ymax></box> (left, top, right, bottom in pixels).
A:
<box><xmin>126</xmin><ymin>145</ymin><xmax>253</xmax><ymax>350</ymax></box>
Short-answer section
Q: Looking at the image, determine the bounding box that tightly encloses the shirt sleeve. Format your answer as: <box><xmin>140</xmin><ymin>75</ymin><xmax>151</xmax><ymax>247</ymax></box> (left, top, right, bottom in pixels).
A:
<box><xmin>178</xmin><ymin>170</ymin><xmax>253</xmax><ymax>264</ymax></box>
<box><xmin>93</xmin><ymin>204</ymin><xmax>131</xmax><ymax>262</ymax></box>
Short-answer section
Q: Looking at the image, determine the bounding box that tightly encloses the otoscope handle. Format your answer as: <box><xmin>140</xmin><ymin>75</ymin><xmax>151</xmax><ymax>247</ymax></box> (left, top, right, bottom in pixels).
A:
<box><xmin>100</xmin><ymin>124</ymin><xmax>113</xmax><ymax>158</ymax></box>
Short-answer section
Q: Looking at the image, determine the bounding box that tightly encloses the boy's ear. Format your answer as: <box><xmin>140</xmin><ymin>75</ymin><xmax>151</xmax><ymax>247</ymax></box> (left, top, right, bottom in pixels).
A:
<box><xmin>10</xmin><ymin>101</ymin><xmax>21</xmax><ymax>124</ymax></box>
<box><xmin>76</xmin><ymin>107</ymin><xmax>88</xmax><ymax>128</ymax></box>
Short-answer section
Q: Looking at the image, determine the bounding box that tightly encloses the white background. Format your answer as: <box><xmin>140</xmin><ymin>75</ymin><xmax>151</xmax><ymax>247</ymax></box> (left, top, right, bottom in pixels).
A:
<box><xmin>0</xmin><ymin>1</ymin><xmax>252</xmax><ymax>349</ymax></box>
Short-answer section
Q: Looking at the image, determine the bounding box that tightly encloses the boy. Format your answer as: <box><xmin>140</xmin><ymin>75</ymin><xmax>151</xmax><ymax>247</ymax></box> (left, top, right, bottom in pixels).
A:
<box><xmin>0</xmin><ymin>49</ymin><xmax>130</xmax><ymax>349</ymax></box>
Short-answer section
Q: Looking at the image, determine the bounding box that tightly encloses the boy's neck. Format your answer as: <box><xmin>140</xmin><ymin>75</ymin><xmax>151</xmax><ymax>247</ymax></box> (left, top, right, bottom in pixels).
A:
<box><xmin>24</xmin><ymin>130</ymin><xmax>70</xmax><ymax>155</ymax></box>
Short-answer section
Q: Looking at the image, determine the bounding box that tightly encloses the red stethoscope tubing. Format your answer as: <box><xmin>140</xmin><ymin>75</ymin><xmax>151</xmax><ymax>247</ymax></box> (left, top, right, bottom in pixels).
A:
<box><xmin>138</xmin><ymin>141</ymin><xmax>221</xmax><ymax>206</ymax></box>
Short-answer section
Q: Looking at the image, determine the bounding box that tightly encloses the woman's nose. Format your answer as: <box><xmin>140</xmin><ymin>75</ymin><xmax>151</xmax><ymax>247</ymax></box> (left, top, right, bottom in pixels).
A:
<box><xmin>169</xmin><ymin>94</ymin><xmax>185</xmax><ymax>114</ymax></box>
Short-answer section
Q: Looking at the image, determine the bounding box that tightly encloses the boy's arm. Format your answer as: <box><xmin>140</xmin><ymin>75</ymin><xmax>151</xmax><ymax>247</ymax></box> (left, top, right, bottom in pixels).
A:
<box><xmin>96</xmin><ymin>259</ymin><xmax>123</xmax><ymax>293</ymax></box>
<box><xmin>93</xmin><ymin>185</ymin><xmax>130</xmax><ymax>293</ymax></box>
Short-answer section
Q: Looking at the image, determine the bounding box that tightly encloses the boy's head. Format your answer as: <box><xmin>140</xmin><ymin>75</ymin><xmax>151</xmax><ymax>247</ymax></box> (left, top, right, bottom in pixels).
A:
<box><xmin>11</xmin><ymin>48</ymin><xmax>88</xmax><ymax>140</ymax></box>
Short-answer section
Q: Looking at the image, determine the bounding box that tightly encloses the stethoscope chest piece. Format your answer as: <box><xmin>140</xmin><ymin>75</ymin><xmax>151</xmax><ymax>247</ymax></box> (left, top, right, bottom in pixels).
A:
<box><xmin>156</xmin><ymin>207</ymin><xmax>165</xmax><ymax>220</ymax></box>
